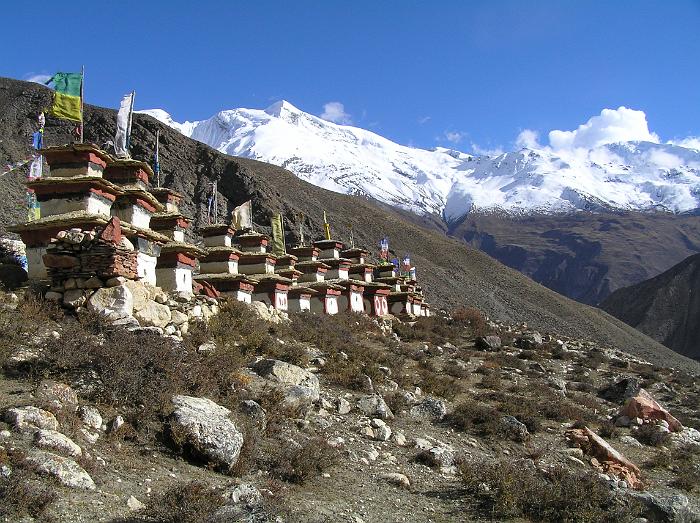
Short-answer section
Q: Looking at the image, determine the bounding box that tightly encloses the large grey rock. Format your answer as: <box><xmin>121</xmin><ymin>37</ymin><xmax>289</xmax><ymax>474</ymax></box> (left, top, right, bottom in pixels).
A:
<box><xmin>409</xmin><ymin>397</ymin><xmax>447</xmax><ymax>421</ymax></box>
<box><xmin>4</xmin><ymin>406</ymin><xmax>58</xmax><ymax>432</ymax></box>
<box><xmin>25</xmin><ymin>450</ymin><xmax>95</xmax><ymax>489</ymax></box>
<box><xmin>124</xmin><ymin>280</ymin><xmax>159</xmax><ymax>311</ymax></box>
<box><xmin>516</xmin><ymin>331</ymin><xmax>543</xmax><ymax>349</ymax></box>
<box><xmin>222</xmin><ymin>483</ymin><xmax>263</xmax><ymax>506</ymax></box>
<box><xmin>170</xmin><ymin>395</ymin><xmax>244</xmax><ymax>471</ymax></box>
<box><xmin>500</xmin><ymin>415</ymin><xmax>530</xmax><ymax>442</ymax></box>
<box><xmin>78</xmin><ymin>406</ymin><xmax>103</xmax><ymax>430</ymax></box>
<box><xmin>599</xmin><ymin>377</ymin><xmax>643</xmax><ymax>403</ymax></box>
<box><xmin>36</xmin><ymin>380</ymin><xmax>79</xmax><ymax>412</ymax></box>
<box><xmin>631</xmin><ymin>492</ymin><xmax>700</xmax><ymax>523</ymax></box>
<box><xmin>134</xmin><ymin>300</ymin><xmax>172</xmax><ymax>328</ymax></box>
<box><xmin>251</xmin><ymin>359</ymin><xmax>320</xmax><ymax>401</ymax></box>
<box><xmin>357</xmin><ymin>394</ymin><xmax>394</xmax><ymax>420</ymax></box>
<box><xmin>87</xmin><ymin>285</ymin><xmax>134</xmax><ymax>317</ymax></box>
<box><xmin>34</xmin><ymin>429</ymin><xmax>82</xmax><ymax>457</ymax></box>
<box><xmin>475</xmin><ymin>335</ymin><xmax>502</xmax><ymax>351</ymax></box>
<box><xmin>63</xmin><ymin>289</ymin><xmax>86</xmax><ymax>308</ymax></box>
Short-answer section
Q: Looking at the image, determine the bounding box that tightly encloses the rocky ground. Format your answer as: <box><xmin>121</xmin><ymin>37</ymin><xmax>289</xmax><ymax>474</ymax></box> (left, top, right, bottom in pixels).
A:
<box><xmin>0</xmin><ymin>291</ymin><xmax>699</xmax><ymax>523</ymax></box>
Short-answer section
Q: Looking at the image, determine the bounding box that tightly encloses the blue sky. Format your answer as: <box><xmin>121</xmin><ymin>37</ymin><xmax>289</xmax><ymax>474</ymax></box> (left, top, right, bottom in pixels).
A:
<box><xmin>4</xmin><ymin>1</ymin><xmax>700</xmax><ymax>152</ymax></box>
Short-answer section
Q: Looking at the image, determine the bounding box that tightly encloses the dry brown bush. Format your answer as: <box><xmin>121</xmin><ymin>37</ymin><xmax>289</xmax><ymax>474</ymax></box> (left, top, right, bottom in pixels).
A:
<box><xmin>265</xmin><ymin>436</ymin><xmax>338</xmax><ymax>484</ymax></box>
<box><xmin>129</xmin><ymin>481</ymin><xmax>224</xmax><ymax>523</ymax></box>
<box><xmin>446</xmin><ymin>399</ymin><xmax>504</xmax><ymax>437</ymax></box>
<box><xmin>0</xmin><ymin>448</ymin><xmax>57</xmax><ymax>520</ymax></box>
<box><xmin>452</xmin><ymin>306</ymin><xmax>489</xmax><ymax>337</ymax></box>
<box><xmin>669</xmin><ymin>445</ymin><xmax>700</xmax><ymax>492</ymax></box>
<box><xmin>460</xmin><ymin>457</ymin><xmax>642</xmax><ymax>522</ymax></box>
<box><xmin>633</xmin><ymin>424</ymin><xmax>669</xmax><ymax>447</ymax></box>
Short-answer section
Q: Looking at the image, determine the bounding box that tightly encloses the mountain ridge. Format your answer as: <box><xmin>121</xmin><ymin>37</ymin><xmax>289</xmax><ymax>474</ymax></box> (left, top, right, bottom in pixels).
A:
<box><xmin>601</xmin><ymin>252</ymin><xmax>700</xmax><ymax>360</ymax></box>
<box><xmin>140</xmin><ymin>102</ymin><xmax>700</xmax><ymax>221</ymax></box>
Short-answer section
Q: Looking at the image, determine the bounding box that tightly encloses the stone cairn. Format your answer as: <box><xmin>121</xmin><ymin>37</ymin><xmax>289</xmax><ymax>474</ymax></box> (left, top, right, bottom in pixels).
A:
<box><xmin>43</xmin><ymin>219</ymin><xmax>137</xmax><ymax>289</ymax></box>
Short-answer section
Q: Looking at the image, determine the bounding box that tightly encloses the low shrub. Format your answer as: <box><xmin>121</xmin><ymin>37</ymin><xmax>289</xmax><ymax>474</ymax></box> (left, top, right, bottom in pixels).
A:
<box><xmin>460</xmin><ymin>457</ymin><xmax>642</xmax><ymax>522</ymax></box>
<box><xmin>633</xmin><ymin>424</ymin><xmax>669</xmax><ymax>447</ymax></box>
<box><xmin>670</xmin><ymin>444</ymin><xmax>700</xmax><ymax>492</ymax></box>
<box><xmin>134</xmin><ymin>481</ymin><xmax>224</xmax><ymax>523</ymax></box>
<box><xmin>597</xmin><ymin>420</ymin><xmax>619</xmax><ymax>440</ymax></box>
<box><xmin>446</xmin><ymin>399</ymin><xmax>503</xmax><ymax>437</ymax></box>
<box><xmin>266</xmin><ymin>437</ymin><xmax>338</xmax><ymax>484</ymax></box>
<box><xmin>0</xmin><ymin>449</ymin><xmax>57</xmax><ymax>520</ymax></box>
<box><xmin>451</xmin><ymin>306</ymin><xmax>489</xmax><ymax>337</ymax></box>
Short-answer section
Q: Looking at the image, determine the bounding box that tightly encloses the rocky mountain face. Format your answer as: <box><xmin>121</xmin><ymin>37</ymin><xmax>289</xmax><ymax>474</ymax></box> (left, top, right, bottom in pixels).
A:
<box><xmin>141</xmin><ymin>100</ymin><xmax>700</xmax><ymax>305</ymax></box>
<box><xmin>450</xmin><ymin>211</ymin><xmax>700</xmax><ymax>305</ymax></box>
<box><xmin>601</xmin><ymin>253</ymin><xmax>700</xmax><ymax>360</ymax></box>
<box><xmin>1</xmin><ymin>76</ymin><xmax>697</xmax><ymax>369</ymax></box>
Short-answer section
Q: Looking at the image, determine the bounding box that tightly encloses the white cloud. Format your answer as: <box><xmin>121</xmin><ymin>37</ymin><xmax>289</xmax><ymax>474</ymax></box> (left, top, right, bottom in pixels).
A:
<box><xmin>470</xmin><ymin>142</ymin><xmax>504</xmax><ymax>156</ymax></box>
<box><xmin>668</xmin><ymin>137</ymin><xmax>700</xmax><ymax>151</ymax></box>
<box><xmin>441</xmin><ymin>130</ymin><xmax>465</xmax><ymax>144</ymax></box>
<box><xmin>320</xmin><ymin>102</ymin><xmax>352</xmax><ymax>124</ymax></box>
<box><xmin>515</xmin><ymin>129</ymin><xmax>541</xmax><ymax>149</ymax></box>
<box><xmin>418</xmin><ymin>116</ymin><xmax>431</xmax><ymax>125</ymax></box>
<box><xmin>549</xmin><ymin>107</ymin><xmax>659</xmax><ymax>151</ymax></box>
<box><xmin>24</xmin><ymin>73</ymin><xmax>51</xmax><ymax>84</ymax></box>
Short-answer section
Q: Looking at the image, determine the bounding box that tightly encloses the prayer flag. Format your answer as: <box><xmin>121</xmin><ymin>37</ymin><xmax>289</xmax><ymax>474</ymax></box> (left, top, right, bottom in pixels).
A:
<box><xmin>114</xmin><ymin>92</ymin><xmax>135</xmax><ymax>158</ymax></box>
<box><xmin>323</xmin><ymin>211</ymin><xmax>331</xmax><ymax>240</ymax></box>
<box><xmin>32</xmin><ymin>131</ymin><xmax>43</xmax><ymax>150</ymax></box>
<box><xmin>28</xmin><ymin>155</ymin><xmax>43</xmax><ymax>179</ymax></box>
<box><xmin>231</xmin><ymin>200</ymin><xmax>253</xmax><ymax>230</ymax></box>
<box><xmin>379</xmin><ymin>237</ymin><xmax>389</xmax><ymax>261</ymax></box>
<box><xmin>271</xmin><ymin>213</ymin><xmax>286</xmax><ymax>256</ymax></box>
<box><xmin>45</xmin><ymin>72</ymin><xmax>83</xmax><ymax>122</ymax></box>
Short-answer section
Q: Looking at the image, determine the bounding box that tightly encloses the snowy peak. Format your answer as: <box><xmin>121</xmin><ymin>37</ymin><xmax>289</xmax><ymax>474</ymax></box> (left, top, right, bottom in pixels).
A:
<box><xmin>141</xmin><ymin>102</ymin><xmax>700</xmax><ymax>220</ymax></box>
<box><xmin>264</xmin><ymin>100</ymin><xmax>302</xmax><ymax>118</ymax></box>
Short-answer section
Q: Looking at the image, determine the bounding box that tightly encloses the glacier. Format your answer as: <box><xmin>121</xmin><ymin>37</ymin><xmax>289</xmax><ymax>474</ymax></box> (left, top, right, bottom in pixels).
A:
<box><xmin>139</xmin><ymin>101</ymin><xmax>700</xmax><ymax>222</ymax></box>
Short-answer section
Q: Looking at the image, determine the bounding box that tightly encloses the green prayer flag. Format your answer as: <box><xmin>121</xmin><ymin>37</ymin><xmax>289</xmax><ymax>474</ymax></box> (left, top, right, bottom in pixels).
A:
<box><xmin>271</xmin><ymin>213</ymin><xmax>286</xmax><ymax>256</ymax></box>
<box><xmin>46</xmin><ymin>72</ymin><xmax>82</xmax><ymax>122</ymax></box>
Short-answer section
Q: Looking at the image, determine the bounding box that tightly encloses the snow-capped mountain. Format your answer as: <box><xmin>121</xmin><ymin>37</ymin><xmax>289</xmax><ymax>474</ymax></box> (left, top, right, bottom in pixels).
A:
<box><xmin>139</xmin><ymin>101</ymin><xmax>700</xmax><ymax>221</ymax></box>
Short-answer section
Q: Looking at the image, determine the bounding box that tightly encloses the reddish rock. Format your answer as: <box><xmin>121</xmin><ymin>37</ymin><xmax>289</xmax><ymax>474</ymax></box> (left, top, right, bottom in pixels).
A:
<box><xmin>620</xmin><ymin>389</ymin><xmax>683</xmax><ymax>432</ymax></box>
<box><xmin>566</xmin><ymin>426</ymin><xmax>643</xmax><ymax>489</ymax></box>
<box><xmin>195</xmin><ymin>280</ymin><xmax>220</xmax><ymax>298</ymax></box>
<box><xmin>98</xmin><ymin>217</ymin><xmax>122</xmax><ymax>245</ymax></box>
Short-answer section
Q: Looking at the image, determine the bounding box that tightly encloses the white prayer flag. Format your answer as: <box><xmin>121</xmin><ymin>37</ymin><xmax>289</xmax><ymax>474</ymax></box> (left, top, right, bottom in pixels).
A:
<box><xmin>28</xmin><ymin>155</ymin><xmax>43</xmax><ymax>179</ymax></box>
<box><xmin>114</xmin><ymin>92</ymin><xmax>134</xmax><ymax>158</ymax></box>
<box><xmin>231</xmin><ymin>200</ymin><xmax>253</xmax><ymax>230</ymax></box>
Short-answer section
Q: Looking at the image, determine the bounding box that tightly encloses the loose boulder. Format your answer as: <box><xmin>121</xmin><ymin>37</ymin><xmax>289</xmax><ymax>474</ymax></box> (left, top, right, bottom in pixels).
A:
<box><xmin>565</xmin><ymin>426</ymin><xmax>642</xmax><ymax>489</ymax></box>
<box><xmin>87</xmin><ymin>284</ymin><xmax>134</xmax><ymax>317</ymax></box>
<box><xmin>169</xmin><ymin>395</ymin><xmax>244</xmax><ymax>471</ymax></box>
<box><xmin>134</xmin><ymin>300</ymin><xmax>172</xmax><ymax>328</ymax></box>
<box><xmin>357</xmin><ymin>394</ymin><xmax>394</xmax><ymax>420</ymax></box>
<box><xmin>475</xmin><ymin>335</ymin><xmax>502</xmax><ymax>352</ymax></box>
<box><xmin>619</xmin><ymin>389</ymin><xmax>683</xmax><ymax>432</ymax></box>
<box><xmin>251</xmin><ymin>359</ymin><xmax>320</xmax><ymax>402</ymax></box>
<box><xmin>34</xmin><ymin>429</ymin><xmax>82</xmax><ymax>457</ymax></box>
<box><xmin>25</xmin><ymin>450</ymin><xmax>95</xmax><ymax>490</ymax></box>
<box><xmin>4</xmin><ymin>406</ymin><xmax>59</xmax><ymax>432</ymax></box>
